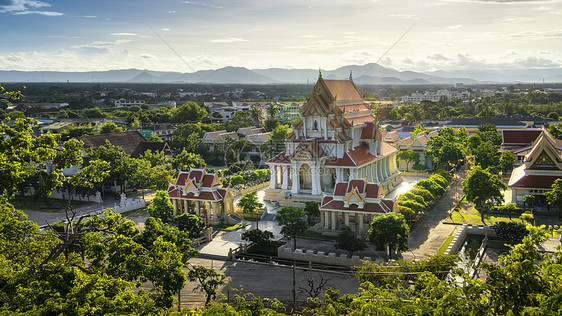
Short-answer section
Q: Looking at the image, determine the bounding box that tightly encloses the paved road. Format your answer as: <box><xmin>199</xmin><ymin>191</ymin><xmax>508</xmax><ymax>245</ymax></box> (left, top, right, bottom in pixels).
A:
<box><xmin>406</xmin><ymin>170</ymin><xmax>467</xmax><ymax>260</ymax></box>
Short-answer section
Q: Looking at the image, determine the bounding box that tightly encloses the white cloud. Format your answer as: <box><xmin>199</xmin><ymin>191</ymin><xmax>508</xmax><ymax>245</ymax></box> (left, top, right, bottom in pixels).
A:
<box><xmin>110</xmin><ymin>32</ymin><xmax>138</xmax><ymax>36</ymax></box>
<box><xmin>162</xmin><ymin>28</ymin><xmax>171</xmax><ymax>31</ymax></box>
<box><xmin>210</xmin><ymin>38</ymin><xmax>248</xmax><ymax>43</ymax></box>
<box><xmin>448</xmin><ymin>25</ymin><xmax>462</xmax><ymax>29</ymax></box>
<box><xmin>388</xmin><ymin>14</ymin><xmax>418</xmax><ymax>19</ymax></box>
<box><xmin>182</xmin><ymin>1</ymin><xmax>223</xmax><ymax>9</ymax></box>
<box><xmin>0</xmin><ymin>0</ymin><xmax>63</xmax><ymax>16</ymax></box>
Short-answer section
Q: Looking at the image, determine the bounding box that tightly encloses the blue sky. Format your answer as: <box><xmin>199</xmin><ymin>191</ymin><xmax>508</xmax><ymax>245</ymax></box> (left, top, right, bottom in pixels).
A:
<box><xmin>1</xmin><ymin>0</ymin><xmax>562</xmax><ymax>72</ymax></box>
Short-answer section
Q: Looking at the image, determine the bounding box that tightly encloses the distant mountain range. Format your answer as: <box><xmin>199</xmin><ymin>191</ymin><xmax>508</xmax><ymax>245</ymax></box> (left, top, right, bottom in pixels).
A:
<box><xmin>0</xmin><ymin>63</ymin><xmax>561</xmax><ymax>84</ymax></box>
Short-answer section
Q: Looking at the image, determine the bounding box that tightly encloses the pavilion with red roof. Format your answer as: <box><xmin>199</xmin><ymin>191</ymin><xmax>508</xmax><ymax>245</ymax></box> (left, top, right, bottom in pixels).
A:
<box><xmin>264</xmin><ymin>75</ymin><xmax>402</xmax><ymax>211</ymax></box>
<box><xmin>319</xmin><ymin>178</ymin><xmax>396</xmax><ymax>235</ymax></box>
<box><xmin>167</xmin><ymin>168</ymin><xmax>234</xmax><ymax>223</ymax></box>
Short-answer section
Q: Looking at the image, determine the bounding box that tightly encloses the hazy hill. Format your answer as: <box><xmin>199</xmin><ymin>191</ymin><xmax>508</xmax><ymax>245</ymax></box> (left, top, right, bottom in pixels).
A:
<box><xmin>0</xmin><ymin>63</ymin><xmax>560</xmax><ymax>84</ymax></box>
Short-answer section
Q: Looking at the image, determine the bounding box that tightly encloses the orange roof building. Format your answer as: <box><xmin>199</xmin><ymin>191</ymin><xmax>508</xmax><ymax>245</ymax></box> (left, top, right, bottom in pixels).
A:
<box><xmin>264</xmin><ymin>75</ymin><xmax>402</xmax><ymax>227</ymax></box>
<box><xmin>508</xmin><ymin>127</ymin><xmax>562</xmax><ymax>207</ymax></box>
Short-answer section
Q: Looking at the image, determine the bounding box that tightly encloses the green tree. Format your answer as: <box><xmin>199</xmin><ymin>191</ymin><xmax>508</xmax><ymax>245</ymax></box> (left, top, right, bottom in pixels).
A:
<box><xmin>187</xmin><ymin>265</ymin><xmax>229</xmax><ymax>306</ymax></box>
<box><xmin>226</xmin><ymin>111</ymin><xmax>252</xmax><ymax>132</ymax></box>
<box><xmin>140</xmin><ymin>149</ymin><xmax>169</xmax><ymax>167</ymax></box>
<box><xmin>266</xmin><ymin>103</ymin><xmax>280</xmax><ymax>118</ymax></box>
<box><xmin>276</xmin><ymin>206</ymin><xmax>308</xmax><ymax>250</ymax></box>
<box><xmin>241</xmin><ymin>228</ymin><xmax>274</xmax><ymax>245</ymax></box>
<box><xmin>335</xmin><ymin>225</ymin><xmax>367</xmax><ymax>257</ymax></box>
<box><xmin>174</xmin><ymin>213</ymin><xmax>205</xmax><ymax>238</ymax></box>
<box><xmin>304</xmin><ymin>201</ymin><xmax>320</xmax><ymax>224</ymax></box>
<box><xmin>148</xmin><ymin>190</ymin><xmax>175</xmax><ymax>222</ymax></box>
<box><xmin>368</xmin><ymin>213</ymin><xmax>409</xmax><ymax>260</ymax></box>
<box><xmin>0</xmin><ymin>118</ymin><xmax>83</xmax><ymax>201</ymax></box>
<box><xmin>264</xmin><ymin>118</ymin><xmax>280</xmax><ymax>132</ymax></box>
<box><xmin>172</xmin><ymin>149</ymin><xmax>206</xmax><ymax>171</ymax></box>
<box><xmin>99</xmin><ymin>121</ymin><xmax>124</xmax><ymax>134</ymax></box>
<box><xmin>546</xmin><ymin>178</ymin><xmax>562</xmax><ymax>216</ymax></box>
<box><xmin>499</xmin><ymin>151</ymin><xmax>516</xmax><ymax>171</ymax></box>
<box><xmin>170</xmin><ymin>101</ymin><xmax>208</xmax><ymax>123</ymax></box>
<box><xmin>397</xmin><ymin>149</ymin><xmax>420</xmax><ymax>172</ymax></box>
<box><xmin>462</xmin><ymin>166</ymin><xmax>507</xmax><ymax>219</ymax></box>
<box><xmin>237</xmin><ymin>192</ymin><xmax>263</xmax><ymax>228</ymax></box>
<box><xmin>411</xmin><ymin>123</ymin><xmax>429</xmax><ymax>137</ymax></box>
<box><xmin>426</xmin><ymin>127</ymin><xmax>465</xmax><ymax>170</ymax></box>
<box><xmin>249</xmin><ymin>104</ymin><xmax>264</xmax><ymax>126</ymax></box>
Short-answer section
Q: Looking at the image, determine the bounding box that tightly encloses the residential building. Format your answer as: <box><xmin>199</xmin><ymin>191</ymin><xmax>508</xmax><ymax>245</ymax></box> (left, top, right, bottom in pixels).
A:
<box><xmin>114</xmin><ymin>99</ymin><xmax>145</xmax><ymax>108</ymax></box>
<box><xmin>78</xmin><ymin>131</ymin><xmax>172</xmax><ymax>158</ymax></box>
<box><xmin>202</xmin><ymin>130</ymin><xmax>239</xmax><ymax>151</ymax></box>
<box><xmin>278</xmin><ymin>102</ymin><xmax>304</xmax><ymax>122</ymax></box>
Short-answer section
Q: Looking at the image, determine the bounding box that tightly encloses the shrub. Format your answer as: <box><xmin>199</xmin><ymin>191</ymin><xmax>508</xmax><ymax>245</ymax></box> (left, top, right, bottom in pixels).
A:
<box><xmin>398</xmin><ymin>200</ymin><xmax>426</xmax><ymax>214</ymax></box>
<box><xmin>430</xmin><ymin>174</ymin><xmax>448</xmax><ymax>188</ymax></box>
<box><xmin>519</xmin><ymin>211</ymin><xmax>534</xmax><ymax>224</ymax></box>
<box><xmin>496</xmin><ymin>203</ymin><xmax>516</xmax><ymax>213</ymax></box>
<box><xmin>416</xmin><ymin>179</ymin><xmax>445</xmax><ymax>197</ymax></box>
<box><xmin>436</xmin><ymin>169</ymin><xmax>452</xmax><ymax>183</ymax></box>
<box><xmin>493</xmin><ymin>222</ymin><xmax>529</xmax><ymax>244</ymax></box>
<box><xmin>411</xmin><ymin>187</ymin><xmax>434</xmax><ymax>203</ymax></box>
<box><xmin>412</xmin><ymin>163</ymin><xmax>428</xmax><ymax>171</ymax></box>
<box><xmin>401</xmin><ymin>192</ymin><xmax>426</xmax><ymax>206</ymax></box>
<box><xmin>399</xmin><ymin>206</ymin><xmax>417</xmax><ymax>222</ymax></box>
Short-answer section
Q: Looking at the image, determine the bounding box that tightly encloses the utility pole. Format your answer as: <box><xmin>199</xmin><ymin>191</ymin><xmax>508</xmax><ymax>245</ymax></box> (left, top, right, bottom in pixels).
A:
<box><xmin>292</xmin><ymin>259</ymin><xmax>296</xmax><ymax>313</ymax></box>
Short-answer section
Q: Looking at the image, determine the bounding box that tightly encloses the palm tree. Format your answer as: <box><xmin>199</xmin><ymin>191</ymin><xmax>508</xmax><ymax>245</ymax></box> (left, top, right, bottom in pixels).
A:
<box><xmin>249</xmin><ymin>105</ymin><xmax>264</xmax><ymax>126</ymax></box>
<box><xmin>266</xmin><ymin>103</ymin><xmax>280</xmax><ymax>119</ymax></box>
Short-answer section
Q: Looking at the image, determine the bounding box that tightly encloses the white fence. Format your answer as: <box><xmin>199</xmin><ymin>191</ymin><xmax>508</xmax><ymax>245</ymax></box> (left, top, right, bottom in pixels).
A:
<box><xmin>22</xmin><ymin>187</ymin><xmax>103</xmax><ymax>203</ymax></box>
<box><xmin>110</xmin><ymin>198</ymin><xmax>146</xmax><ymax>214</ymax></box>
<box><xmin>277</xmin><ymin>243</ymin><xmax>374</xmax><ymax>266</ymax></box>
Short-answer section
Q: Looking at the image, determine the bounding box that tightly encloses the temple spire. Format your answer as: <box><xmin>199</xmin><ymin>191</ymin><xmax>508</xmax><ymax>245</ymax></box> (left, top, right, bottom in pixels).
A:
<box><xmin>318</xmin><ymin>68</ymin><xmax>322</xmax><ymax>79</ymax></box>
<box><xmin>349</xmin><ymin>70</ymin><xmax>353</xmax><ymax>82</ymax></box>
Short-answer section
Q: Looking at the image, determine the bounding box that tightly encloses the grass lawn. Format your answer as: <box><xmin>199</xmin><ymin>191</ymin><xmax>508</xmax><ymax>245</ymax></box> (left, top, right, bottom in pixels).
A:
<box><xmin>212</xmin><ymin>223</ymin><xmax>246</xmax><ymax>231</ymax></box>
<box><xmin>444</xmin><ymin>210</ymin><xmax>524</xmax><ymax>226</ymax></box>
<box><xmin>11</xmin><ymin>196</ymin><xmax>94</xmax><ymax>212</ymax></box>
<box><xmin>436</xmin><ymin>227</ymin><xmax>458</xmax><ymax>255</ymax></box>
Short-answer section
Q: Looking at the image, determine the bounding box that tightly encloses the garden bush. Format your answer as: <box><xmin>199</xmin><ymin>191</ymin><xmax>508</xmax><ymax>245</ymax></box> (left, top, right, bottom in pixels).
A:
<box><xmin>401</xmin><ymin>192</ymin><xmax>426</xmax><ymax>206</ymax></box>
<box><xmin>411</xmin><ymin>187</ymin><xmax>434</xmax><ymax>203</ymax></box>
<box><xmin>398</xmin><ymin>200</ymin><xmax>426</xmax><ymax>214</ymax></box>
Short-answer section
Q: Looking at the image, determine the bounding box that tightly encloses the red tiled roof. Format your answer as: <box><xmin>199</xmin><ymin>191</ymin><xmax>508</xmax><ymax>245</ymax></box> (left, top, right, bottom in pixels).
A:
<box><xmin>176</xmin><ymin>172</ymin><xmax>190</xmax><ymax>186</ymax></box>
<box><xmin>79</xmin><ymin>131</ymin><xmax>169</xmax><ymax>158</ymax></box>
<box><xmin>348</xmin><ymin>144</ymin><xmax>377</xmax><ymax>166</ymax></box>
<box><xmin>321</xmin><ymin>196</ymin><xmax>333</xmax><ymax>207</ymax></box>
<box><xmin>381</xmin><ymin>142</ymin><xmax>399</xmax><ymax>156</ymax></box>
<box><xmin>348</xmin><ymin>179</ymin><xmax>366</xmax><ymax>194</ymax></box>
<box><xmin>339</xmin><ymin>103</ymin><xmax>369</xmax><ymax>113</ymax></box>
<box><xmin>360</xmin><ymin>122</ymin><xmax>376</xmax><ymax>140</ymax></box>
<box><xmin>267</xmin><ymin>151</ymin><xmax>292</xmax><ymax>164</ymax></box>
<box><xmin>510</xmin><ymin>175</ymin><xmax>561</xmax><ymax>189</ymax></box>
<box><xmin>381</xmin><ymin>199</ymin><xmax>394</xmax><ymax>212</ymax></box>
<box><xmin>502</xmin><ymin>130</ymin><xmax>542</xmax><ymax>145</ymax></box>
<box><xmin>324</xmin><ymin>79</ymin><xmax>362</xmax><ymax>100</ymax></box>
<box><xmin>201</xmin><ymin>174</ymin><xmax>216</xmax><ymax>187</ymax></box>
<box><xmin>188</xmin><ymin>170</ymin><xmax>204</xmax><ymax>183</ymax></box>
<box><xmin>365</xmin><ymin>183</ymin><xmax>380</xmax><ymax>198</ymax></box>
<box><xmin>334</xmin><ymin>183</ymin><xmax>347</xmax><ymax>196</ymax></box>
<box><xmin>346</xmin><ymin>114</ymin><xmax>376</xmax><ymax>126</ymax></box>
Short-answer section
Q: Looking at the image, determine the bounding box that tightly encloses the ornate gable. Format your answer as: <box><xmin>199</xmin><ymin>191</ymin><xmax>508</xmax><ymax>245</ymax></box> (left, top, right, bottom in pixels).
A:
<box><xmin>183</xmin><ymin>177</ymin><xmax>198</xmax><ymax>194</ymax></box>
<box><xmin>344</xmin><ymin>187</ymin><xmax>364</xmax><ymax>208</ymax></box>
<box><xmin>292</xmin><ymin>143</ymin><xmax>314</xmax><ymax>161</ymax></box>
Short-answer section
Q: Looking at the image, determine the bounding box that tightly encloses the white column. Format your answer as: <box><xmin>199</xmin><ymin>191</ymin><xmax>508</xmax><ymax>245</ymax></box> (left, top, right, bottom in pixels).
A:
<box><xmin>331</xmin><ymin>212</ymin><xmax>337</xmax><ymax>230</ymax></box>
<box><xmin>344</xmin><ymin>212</ymin><xmax>350</xmax><ymax>226</ymax></box>
<box><xmin>269</xmin><ymin>165</ymin><xmax>278</xmax><ymax>189</ymax></box>
<box><xmin>207</xmin><ymin>202</ymin><xmax>211</xmax><ymax>220</ymax></box>
<box><xmin>212</xmin><ymin>202</ymin><xmax>218</xmax><ymax>219</ymax></box>
<box><xmin>183</xmin><ymin>199</ymin><xmax>188</xmax><ymax>214</ymax></box>
<box><xmin>282</xmin><ymin>166</ymin><xmax>289</xmax><ymax>190</ymax></box>
<box><xmin>311</xmin><ymin>168</ymin><xmax>318</xmax><ymax>195</ymax></box>
<box><xmin>196</xmin><ymin>201</ymin><xmax>201</xmax><ymax>216</ymax></box>
<box><xmin>323</xmin><ymin>211</ymin><xmax>330</xmax><ymax>228</ymax></box>
<box><xmin>336</xmin><ymin>169</ymin><xmax>342</xmax><ymax>182</ymax></box>
<box><xmin>358</xmin><ymin>213</ymin><xmax>364</xmax><ymax>233</ymax></box>
<box><xmin>291</xmin><ymin>164</ymin><xmax>300</xmax><ymax>194</ymax></box>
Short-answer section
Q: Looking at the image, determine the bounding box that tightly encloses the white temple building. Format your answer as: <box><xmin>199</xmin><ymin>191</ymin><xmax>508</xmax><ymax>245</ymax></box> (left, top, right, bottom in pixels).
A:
<box><xmin>264</xmin><ymin>75</ymin><xmax>402</xmax><ymax>209</ymax></box>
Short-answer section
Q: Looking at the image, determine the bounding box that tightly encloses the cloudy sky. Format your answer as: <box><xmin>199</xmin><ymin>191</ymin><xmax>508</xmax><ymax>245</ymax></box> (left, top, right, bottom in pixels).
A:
<box><xmin>0</xmin><ymin>0</ymin><xmax>561</xmax><ymax>72</ymax></box>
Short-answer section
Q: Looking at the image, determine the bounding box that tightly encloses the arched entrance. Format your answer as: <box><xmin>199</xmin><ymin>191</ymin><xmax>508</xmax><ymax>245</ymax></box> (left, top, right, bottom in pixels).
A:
<box><xmin>299</xmin><ymin>164</ymin><xmax>312</xmax><ymax>190</ymax></box>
